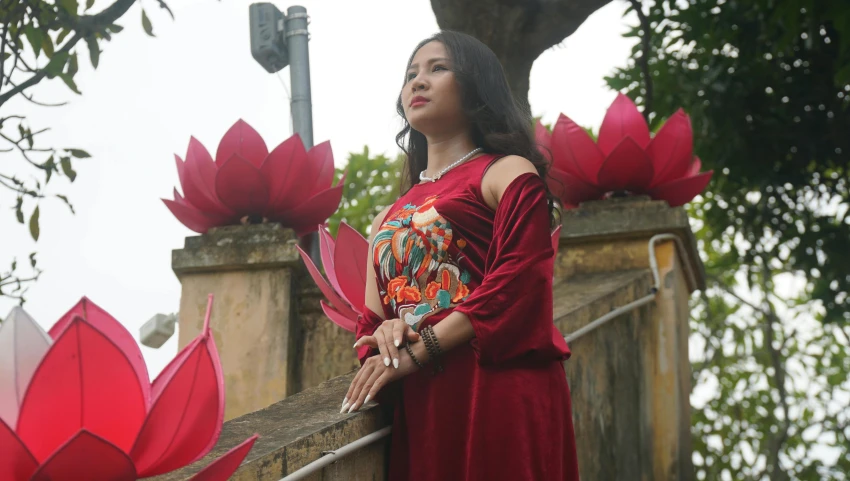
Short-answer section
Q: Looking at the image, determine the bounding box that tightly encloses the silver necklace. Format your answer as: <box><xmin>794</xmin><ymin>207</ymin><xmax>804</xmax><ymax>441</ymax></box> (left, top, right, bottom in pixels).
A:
<box><xmin>419</xmin><ymin>147</ymin><xmax>483</xmax><ymax>183</ymax></box>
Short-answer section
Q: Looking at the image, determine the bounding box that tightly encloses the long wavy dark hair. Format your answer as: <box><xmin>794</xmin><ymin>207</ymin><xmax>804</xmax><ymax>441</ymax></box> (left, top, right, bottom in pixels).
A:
<box><xmin>395</xmin><ymin>30</ymin><xmax>560</xmax><ymax>227</ymax></box>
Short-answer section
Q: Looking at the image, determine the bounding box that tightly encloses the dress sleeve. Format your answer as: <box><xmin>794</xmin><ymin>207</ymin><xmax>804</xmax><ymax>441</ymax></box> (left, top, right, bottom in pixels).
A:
<box><xmin>355</xmin><ymin>306</ymin><xmax>384</xmax><ymax>366</ymax></box>
<box><xmin>453</xmin><ymin>172</ymin><xmax>571</xmax><ymax>367</ymax></box>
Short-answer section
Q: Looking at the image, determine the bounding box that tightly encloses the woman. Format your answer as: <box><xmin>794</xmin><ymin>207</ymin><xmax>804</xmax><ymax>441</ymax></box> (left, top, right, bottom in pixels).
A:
<box><xmin>343</xmin><ymin>31</ymin><xmax>579</xmax><ymax>480</ymax></box>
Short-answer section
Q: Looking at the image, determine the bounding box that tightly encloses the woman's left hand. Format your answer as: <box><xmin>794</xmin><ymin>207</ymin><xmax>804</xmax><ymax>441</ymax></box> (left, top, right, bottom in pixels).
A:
<box><xmin>341</xmin><ymin>350</ymin><xmax>419</xmax><ymax>413</ymax></box>
<box><xmin>354</xmin><ymin>318</ymin><xmax>420</xmax><ymax>369</ymax></box>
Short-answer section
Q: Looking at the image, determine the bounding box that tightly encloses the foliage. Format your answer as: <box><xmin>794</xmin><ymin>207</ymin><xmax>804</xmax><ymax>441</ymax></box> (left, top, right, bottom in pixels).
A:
<box><xmin>0</xmin><ymin>0</ymin><xmax>174</xmax><ymax>302</ymax></box>
<box><xmin>328</xmin><ymin>147</ymin><xmax>402</xmax><ymax>237</ymax></box>
<box><xmin>609</xmin><ymin>0</ymin><xmax>850</xmax><ymax>478</ymax></box>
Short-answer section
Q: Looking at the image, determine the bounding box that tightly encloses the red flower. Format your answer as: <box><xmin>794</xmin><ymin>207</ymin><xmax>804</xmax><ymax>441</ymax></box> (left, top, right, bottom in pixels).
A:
<box><xmin>163</xmin><ymin>119</ymin><xmax>345</xmax><ymax>236</ymax></box>
<box><xmin>0</xmin><ymin>297</ymin><xmax>257</xmax><ymax>480</ymax></box>
<box><xmin>537</xmin><ymin>94</ymin><xmax>713</xmax><ymax>208</ymax></box>
<box><xmin>297</xmin><ymin>223</ymin><xmax>369</xmax><ymax>333</ymax></box>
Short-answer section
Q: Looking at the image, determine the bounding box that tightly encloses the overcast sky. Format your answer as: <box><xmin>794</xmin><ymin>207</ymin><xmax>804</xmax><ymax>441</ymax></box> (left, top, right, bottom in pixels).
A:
<box><xmin>1</xmin><ymin>0</ymin><xmax>636</xmax><ymax>377</ymax></box>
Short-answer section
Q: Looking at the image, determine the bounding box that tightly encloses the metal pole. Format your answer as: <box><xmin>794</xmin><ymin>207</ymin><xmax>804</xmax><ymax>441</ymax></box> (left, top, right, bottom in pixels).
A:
<box><xmin>284</xmin><ymin>5</ymin><xmax>321</xmax><ymax>267</ymax></box>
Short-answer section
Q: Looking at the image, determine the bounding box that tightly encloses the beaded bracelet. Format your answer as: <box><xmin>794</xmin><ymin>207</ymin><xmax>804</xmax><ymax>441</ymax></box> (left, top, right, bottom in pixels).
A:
<box><xmin>405</xmin><ymin>342</ymin><xmax>424</xmax><ymax>369</ymax></box>
<box><xmin>421</xmin><ymin>326</ymin><xmax>444</xmax><ymax>374</ymax></box>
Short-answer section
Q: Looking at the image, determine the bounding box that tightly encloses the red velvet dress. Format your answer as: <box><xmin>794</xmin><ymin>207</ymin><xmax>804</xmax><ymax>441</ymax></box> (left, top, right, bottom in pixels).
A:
<box><xmin>356</xmin><ymin>153</ymin><xmax>579</xmax><ymax>481</ymax></box>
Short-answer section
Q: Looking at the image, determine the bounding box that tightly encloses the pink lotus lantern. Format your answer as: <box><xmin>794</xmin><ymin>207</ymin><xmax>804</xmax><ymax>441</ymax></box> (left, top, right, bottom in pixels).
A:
<box><xmin>537</xmin><ymin>94</ymin><xmax>713</xmax><ymax>208</ymax></box>
<box><xmin>163</xmin><ymin>119</ymin><xmax>345</xmax><ymax>236</ymax></box>
<box><xmin>297</xmin><ymin>222</ymin><xmax>369</xmax><ymax>332</ymax></box>
<box><xmin>0</xmin><ymin>296</ymin><xmax>257</xmax><ymax>481</ymax></box>
<box><xmin>297</xmin><ymin>223</ymin><xmax>563</xmax><ymax>333</ymax></box>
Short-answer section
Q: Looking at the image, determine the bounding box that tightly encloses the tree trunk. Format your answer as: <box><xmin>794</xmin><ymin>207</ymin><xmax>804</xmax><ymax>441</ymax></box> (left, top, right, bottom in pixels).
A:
<box><xmin>430</xmin><ymin>0</ymin><xmax>612</xmax><ymax>111</ymax></box>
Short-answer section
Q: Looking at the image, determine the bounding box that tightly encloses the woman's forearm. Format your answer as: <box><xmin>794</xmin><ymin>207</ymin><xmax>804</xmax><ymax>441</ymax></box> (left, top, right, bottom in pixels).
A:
<box><xmin>411</xmin><ymin>311</ymin><xmax>476</xmax><ymax>365</ymax></box>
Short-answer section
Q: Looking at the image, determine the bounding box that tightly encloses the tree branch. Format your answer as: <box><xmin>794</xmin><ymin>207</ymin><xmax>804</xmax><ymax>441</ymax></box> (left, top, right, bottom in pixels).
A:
<box><xmin>0</xmin><ymin>0</ymin><xmax>138</xmax><ymax>107</ymax></box>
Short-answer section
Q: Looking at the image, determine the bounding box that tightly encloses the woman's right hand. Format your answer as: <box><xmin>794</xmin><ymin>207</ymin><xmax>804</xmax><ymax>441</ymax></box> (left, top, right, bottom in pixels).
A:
<box><xmin>354</xmin><ymin>318</ymin><xmax>420</xmax><ymax>369</ymax></box>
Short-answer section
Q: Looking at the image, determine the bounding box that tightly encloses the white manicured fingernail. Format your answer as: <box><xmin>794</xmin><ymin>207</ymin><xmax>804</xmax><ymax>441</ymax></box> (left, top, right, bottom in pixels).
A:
<box><xmin>384</xmin><ymin>357</ymin><xmax>390</xmax><ymax>367</ymax></box>
<box><xmin>340</xmin><ymin>402</ymin><xmax>350</xmax><ymax>414</ymax></box>
<box><xmin>353</xmin><ymin>342</ymin><xmax>358</xmax><ymax>348</ymax></box>
<box><xmin>393</xmin><ymin>358</ymin><xmax>399</xmax><ymax>369</ymax></box>
<box><xmin>342</xmin><ymin>397</ymin><xmax>348</xmax><ymax>408</ymax></box>
<box><xmin>364</xmin><ymin>394</ymin><xmax>371</xmax><ymax>404</ymax></box>
<box><xmin>394</xmin><ymin>339</ymin><xmax>400</xmax><ymax>347</ymax></box>
<box><xmin>348</xmin><ymin>403</ymin><xmax>357</xmax><ymax>413</ymax></box>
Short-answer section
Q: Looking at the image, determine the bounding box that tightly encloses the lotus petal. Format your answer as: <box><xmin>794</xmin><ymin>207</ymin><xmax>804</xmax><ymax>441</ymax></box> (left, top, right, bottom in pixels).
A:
<box><xmin>686</xmin><ymin>156</ymin><xmax>703</xmax><ymax>178</ymax></box>
<box><xmin>277</xmin><ymin>174</ymin><xmax>346</xmax><ymax>234</ymax></box>
<box><xmin>189</xmin><ymin>435</ymin><xmax>259</xmax><ymax>481</ymax></box>
<box><xmin>296</xmin><ymin>245</ymin><xmax>361</xmax><ymax>321</ymax></box>
<box><xmin>0</xmin><ymin>307</ymin><xmax>51</xmax><ymax>427</ymax></box>
<box><xmin>597</xmin><ymin>93</ymin><xmax>651</xmax><ymax>155</ymax></box>
<box><xmin>321</xmin><ymin>300</ymin><xmax>357</xmax><ymax>332</ymax></box>
<box><xmin>596</xmin><ymin>137</ymin><xmax>655</xmax><ymax>192</ymax></box>
<box><xmin>0</xmin><ymin>419</ymin><xmax>37</xmax><ymax>480</ymax></box>
<box><xmin>334</xmin><ymin>222</ymin><xmax>368</xmax><ymax>309</ymax></box>
<box><xmin>551</xmin><ymin>114</ymin><xmax>604</xmax><ymax>183</ymax></box>
<box><xmin>318</xmin><ymin>228</ymin><xmax>344</xmax><ymax>296</ymax></box>
<box><xmin>262</xmin><ymin>134</ymin><xmax>312</xmax><ymax>214</ymax></box>
<box><xmin>30</xmin><ymin>430</ymin><xmax>136</xmax><ymax>481</ymax></box>
<box><xmin>215</xmin><ymin>120</ymin><xmax>269</xmax><ymax>168</ymax></box>
<box><xmin>175</xmin><ymin>154</ymin><xmax>187</xmax><ymax>189</ymax></box>
<box><xmin>647</xmin><ymin>109</ymin><xmax>693</xmax><ymax>187</ymax></box>
<box><xmin>182</xmin><ymin>137</ymin><xmax>233</xmax><ymax>217</ymax></box>
<box><xmin>163</xmin><ymin>198</ymin><xmax>225</xmax><ymax>234</ymax></box>
<box><xmin>304</xmin><ymin>141</ymin><xmax>336</xmax><ymax>196</ymax></box>
<box><xmin>214</xmin><ymin>154</ymin><xmax>271</xmax><ymax>215</ymax></box>
<box><xmin>18</xmin><ymin>317</ymin><xmax>147</xmax><ymax>461</ymax></box>
<box><xmin>648</xmin><ymin>170</ymin><xmax>714</xmax><ymax>207</ymax></box>
<box><xmin>132</xmin><ymin>295</ymin><xmax>224</xmax><ymax>477</ymax></box>
<box><xmin>48</xmin><ymin>297</ymin><xmax>150</xmax><ymax>404</ymax></box>
<box><xmin>535</xmin><ymin>120</ymin><xmax>552</xmax><ymax>162</ymax></box>
<box><xmin>549</xmin><ymin>168</ymin><xmax>604</xmax><ymax>206</ymax></box>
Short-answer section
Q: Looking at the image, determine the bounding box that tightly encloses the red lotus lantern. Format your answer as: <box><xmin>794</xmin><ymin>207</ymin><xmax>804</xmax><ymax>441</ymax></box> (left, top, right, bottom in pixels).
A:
<box><xmin>538</xmin><ymin>93</ymin><xmax>713</xmax><ymax>208</ymax></box>
<box><xmin>163</xmin><ymin>120</ymin><xmax>345</xmax><ymax>236</ymax></box>
<box><xmin>297</xmin><ymin>223</ymin><xmax>563</xmax><ymax>333</ymax></box>
<box><xmin>0</xmin><ymin>296</ymin><xmax>257</xmax><ymax>480</ymax></box>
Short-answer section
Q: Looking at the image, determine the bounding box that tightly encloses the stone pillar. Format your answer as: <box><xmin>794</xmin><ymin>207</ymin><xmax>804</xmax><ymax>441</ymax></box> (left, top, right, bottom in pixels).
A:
<box><xmin>172</xmin><ymin>223</ymin><xmax>303</xmax><ymax>421</ymax></box>
<box><xmin>555</xmin><ymin>197</ymin><xmax>704</xmax><ymax>481</ymax></box>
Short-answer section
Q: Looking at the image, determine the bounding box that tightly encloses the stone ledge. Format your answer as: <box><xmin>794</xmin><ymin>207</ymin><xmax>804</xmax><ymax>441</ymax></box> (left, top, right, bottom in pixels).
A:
<box><xmin>172</xmin><ymin>223</ymin><xmax>302</xmax><ymax>275</ymax></box>
<box><xmin>152</xmin><ymin>372</ymin><xmax>391</xmax><ymax>481</ymax></box>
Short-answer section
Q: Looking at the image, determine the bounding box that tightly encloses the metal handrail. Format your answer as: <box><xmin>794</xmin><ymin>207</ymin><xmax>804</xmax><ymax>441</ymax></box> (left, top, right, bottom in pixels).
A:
<box><xmin>279</xmin><ymin>233</ymin><xmax>696</xmax><ymax>481</ymax></box>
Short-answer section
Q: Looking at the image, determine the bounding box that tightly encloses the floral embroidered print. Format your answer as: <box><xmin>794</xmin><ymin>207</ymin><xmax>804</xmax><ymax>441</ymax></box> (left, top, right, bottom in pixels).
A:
<box><xmin>373</xmin><ymin>195</ymin><xmax>472</xmax><ymax>330</ymax></box>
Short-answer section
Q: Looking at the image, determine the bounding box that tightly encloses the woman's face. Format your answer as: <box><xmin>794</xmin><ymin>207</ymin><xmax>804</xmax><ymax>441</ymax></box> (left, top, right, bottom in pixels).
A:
<box><xmin>401</xmin><ymin>41</ymin><xmax>465</xmax><ymax>135</ymax></box>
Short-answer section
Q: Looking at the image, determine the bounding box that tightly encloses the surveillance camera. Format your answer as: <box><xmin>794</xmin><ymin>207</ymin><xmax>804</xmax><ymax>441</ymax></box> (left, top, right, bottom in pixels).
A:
<box><xmin>250</xmin><ymin>3</ymin><xmax>288</xmax><ymax>73</ymax></box>
<box><xmin>140</xmin><ymin>313</ymin><xmax>177</xmax><ymax>349</ymax></box>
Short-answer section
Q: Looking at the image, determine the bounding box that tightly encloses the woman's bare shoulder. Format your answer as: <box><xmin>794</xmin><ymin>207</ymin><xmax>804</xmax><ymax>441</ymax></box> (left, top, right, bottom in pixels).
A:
<box><xmin>481</xmin><ymin>155</ymin><xmax>539</xmax><ymax>210</ymax></box>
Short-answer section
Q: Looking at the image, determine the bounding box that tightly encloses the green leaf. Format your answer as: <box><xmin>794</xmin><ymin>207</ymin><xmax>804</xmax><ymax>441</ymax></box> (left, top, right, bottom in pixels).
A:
<box><xmin>67</xmin><ymin>52</ymin><xmax>79</xmax><ymax>76</ymax></box>
<box><xmin>107</xmin><ymin>24</ymin><xmax>124</xmax><ymax>33</ymax></box>
<box><xmin>68</xmin><ymin>148</ymin><xmax>91</xmax><ymax>158</ymax></box>
<box><xmin>141</xmin><ymin>9</ymin><xmax>155</xmax><ymax>37</ymax></box>
<box><xmin>29</xmin><ymin>206</ymin><xmax>40</xmax><ymax>241</ymax></box>
<box><xmin>86</xmin><ymin>0</ymin><xmax>95</xmax><ymax>10</ymax></box>
<box><xmin>15</xmin><ymin>197</ymin><xmax>24</xmax><ymax>224</ymax></box>
<box><xmin>41</xmin><ymin>33</ymin><xmax>54</xmax><ymax>58</ymax></box>
<box><xmin>29</xmin><ymin>253</ymin><xmax>37</xmax><ymax>268</ymax></box>
<box><xmin>59</xmin><ymin>74</ymin><xmax>81</xmax><ymax>94</ymax></box>
<box><xmin>58</xmin><ymin>0</ymin><xmax>79</xmax><ymax>15</ymax></box>
<box><xmin>85</xmin><ymin>37</ymin><xmax>99</xmax><ymax>69</ymax></box>
<box><xmin>24</xmin><ymin>25</ymin><xmax>42</xmax><ymax>57</ymax></box>
<box><xmin>43</xmin><ymin>156</ymin><xmax>55</xmax><ymax>184</ymax></box>
<box><xmin>56</xmin><ymin>194</ymin><xmax>76</xmax><ymax>214</ymax></box>
<box><xmin>56</xmin><ymin>28</ymin><xmax>71</xmax><ymax>45</ymax></box>
<box><xmin>60</xmin><ymin>157</ymin><xmax>77</xmax><ymax>181</ymax></box>
<box><xmin>45</xmin><ymin>51</ymin><xmax>69</xmax><ymax>78</ymax></box>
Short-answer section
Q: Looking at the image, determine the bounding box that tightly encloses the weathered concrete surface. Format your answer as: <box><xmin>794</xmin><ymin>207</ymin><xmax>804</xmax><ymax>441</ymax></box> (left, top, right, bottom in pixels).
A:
<box><xmin>555</xmin><ymin>249</ymin><xmax>695</xmax><ymax>480</ymax></box>
<box><xmin>151</xmin><ymin>373</ymin><xmax>391</xmax><ymax>481</ymax></box>
<box><xmin>293</xmin><ymin>279</ymin><xmax>360</xmax><ymax>392</ymax></box>
<box><xmin>557</xmin><ymin>197</ymin><xmax>705</xmax><ymax>291</ymax></box>
<box><xmin>174</xmin><ymin>224</ymin><xmax>303</xmax><ymax>421</ymax></box>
